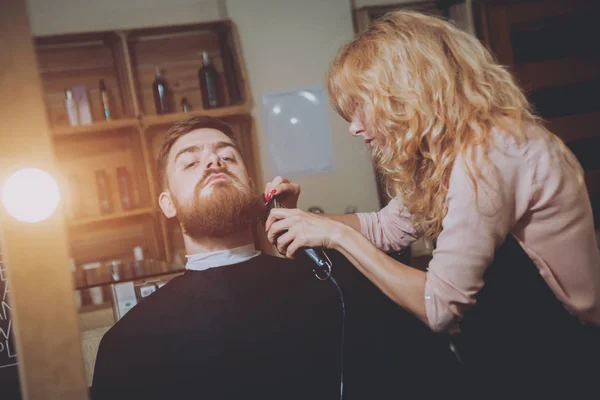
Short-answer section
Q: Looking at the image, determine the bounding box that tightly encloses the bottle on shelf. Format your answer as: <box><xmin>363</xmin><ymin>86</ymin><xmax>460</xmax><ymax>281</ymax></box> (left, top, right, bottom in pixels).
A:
<box><xmin>68</xmin><ymin>174</ymin><xmax>85</xmax><ymax>219</ymax></box>
<box><xmin>70</xmin><ymin>258</ymin><xmax>83</xmax><ymax>309</ymax></box>
<box><xmin>72</xmin><ymin>86</ymin><xmax>93</xmax><ymax>125</ymax></box>
<box><xmin>181</xmin><ymin>97</ymin><xmax>191</xmax><ymax>113</ymax></box>
<box><xmin>198</xmin><ymin>51</ymin><xmax>221</xmax><ymax>109</ymax></box>
<box><xmin>64</xmin><ymin>89</ymin><xmax>79</xmax><ymax>126</ymax></box>
<box><xmin>131</xmin><ymin>246</ymin><xmax>145</xmax><ymax>277</ymax></box>
<box><xmin>82</xmin><ymin>261</ymin><xmax>104</xmax><ymax>305</ymax></box>
<box><xmin>109</xmin><ymin>259</ymin><xmax>123</xmax><ymax>281</ymax></box>
<box><xmin>152</xmin><ymin>65</ymin><xmax>170</xmax><ymax>114</ymax></box>
<box><xmin>99</xmin><ymin>79</ymin><xmax>112</xmax><ymax>121</ymax></box>
<box><xmin>95</xmin><ymin>169</ymin><xmax>113</xmax><ymax>215</ymax></box>
<box><xmin>116</xmin><ymin>166</ymin><xmax>134</xmax><ymax>211</ymax></box>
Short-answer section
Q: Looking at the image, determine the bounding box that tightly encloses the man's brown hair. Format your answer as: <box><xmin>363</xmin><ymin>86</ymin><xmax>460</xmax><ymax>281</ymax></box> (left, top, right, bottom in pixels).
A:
<box><xmin>156</xmin><ymin>116</ymin><xmax>239</xmax><ymax>190</ymax></box>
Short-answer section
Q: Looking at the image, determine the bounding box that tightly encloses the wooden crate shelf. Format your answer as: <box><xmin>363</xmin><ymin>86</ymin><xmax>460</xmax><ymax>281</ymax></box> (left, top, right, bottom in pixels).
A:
<box><xmin>34</xmin><ymin>19</ymin><xmax>254</xmax><ymax>288</ymax></box>
<box><xmin>141</xmin><ymin>104</ymin><xmax>249</xmax><ymax>128</ymax></box>
<box><xmin>52</xmin><ymin>118</ymin><xmax>139</xmax><ymax>137</ymax></box>
<box><xmin>67</xmin><ymin>207</ymin><xmax>155</xmax><ymax>228</ymax></box>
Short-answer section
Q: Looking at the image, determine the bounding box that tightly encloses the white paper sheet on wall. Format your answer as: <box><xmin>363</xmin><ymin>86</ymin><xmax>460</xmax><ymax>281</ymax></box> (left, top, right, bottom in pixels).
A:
<box><xmin>262</xmin><ymin>86</ymin><xmax>335</xmax><ymax>178</ymax></box>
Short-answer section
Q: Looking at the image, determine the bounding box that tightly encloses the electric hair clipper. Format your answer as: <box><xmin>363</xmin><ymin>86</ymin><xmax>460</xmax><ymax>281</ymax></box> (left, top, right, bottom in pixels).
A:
<box><xmin>266</xmin><ymin>197</ymin><xmax>332</xmax><ymax>280</ymax></box>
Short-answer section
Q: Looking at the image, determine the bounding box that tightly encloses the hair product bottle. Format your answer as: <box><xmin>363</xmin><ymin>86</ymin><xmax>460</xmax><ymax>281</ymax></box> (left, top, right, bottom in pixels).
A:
<box><xmin>68</xmin><ymin>174</ymin><xmax>84</xmax><ymax>219</ymax></box>
<box><xmin>131</xmin><ymin>246</ymin><xmax>145</xmax><ymax>277</ymax></box>
<box><xmin>95</xmin><ymin>170</ymin><xmax>113</xmax><ymax>214</ymax></box>
<box><xmin>116</xmin><ymin>166</ymin><xmax>134</xmax><ymax>211</ymax></box>
<box><xmin>181</xmin><ymin>97</ymin><xmax>191</xmax><ymax>113</ymax></box>
<box><xmin>64</xmin><ymin>89</ymin><xmax>79</xmax><ymax>126</ymax></box>
<box><xmin>198</xmin><ymin>51</ymin><xmax>221</xmax><ymax>109</ymax></box>
<box><xmin>152</xmin><ymin>66</ymin><xmax>170</xmax><ymax>114</ymax></box>
<box><xmin>99</xmin><ymin>79</ymin><xmax>112</xmax><ymax>121</ymax></box>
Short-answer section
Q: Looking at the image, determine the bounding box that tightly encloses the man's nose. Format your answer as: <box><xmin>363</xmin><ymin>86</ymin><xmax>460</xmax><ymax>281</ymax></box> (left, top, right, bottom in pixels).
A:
<box><xmin>205</xmin><ymin>153</ymin><xmax>223</xmax><ymax>170</ymax></box>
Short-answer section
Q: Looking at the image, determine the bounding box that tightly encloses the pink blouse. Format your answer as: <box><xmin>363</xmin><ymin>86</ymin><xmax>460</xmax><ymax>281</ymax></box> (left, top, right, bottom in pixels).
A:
<box><xmin>357</xmin><ymin>125</ymin><xmax>600</xmax><ymax>332</ymax></box>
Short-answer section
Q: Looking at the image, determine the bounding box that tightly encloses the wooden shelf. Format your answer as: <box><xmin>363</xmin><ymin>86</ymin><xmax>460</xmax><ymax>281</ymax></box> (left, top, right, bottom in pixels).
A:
<box><xmin>77</xmin><ymin>302</ymin><xmax>112</xmax><ymax>314</ymax></box>
<box><xmin>75</xmin><ymin>260</ymin><xmax>185</xmax><ymax>291</ymax></box>
<box><xmin>33</xmin><ymin>20</ymin><xmax>254</xmax><ymax>303</ymax></box>
<box><xmin>141</xmin><ymin>104</ymin><xmax>248</xmax><ymax>128</ymax></box>
<box><xmin>68</xmin><ymin>207</ymin><xmax>155</xmax><ymax>228</ymax></box>
<box><xmin>52</xmin><ymin>118</ymin><xmax>139</xmax><ymax>137</ymax></box>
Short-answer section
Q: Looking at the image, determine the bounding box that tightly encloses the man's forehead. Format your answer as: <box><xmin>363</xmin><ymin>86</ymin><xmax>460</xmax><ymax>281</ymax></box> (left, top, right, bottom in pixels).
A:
<box><xmin>169</xmin><ymin>129</ymin><xmax>236</xmax><ymax>159</ymax></box>
<box><xmin>173</xmin><ymin>128</ymin><xmax>233</xmax><ymax>149</ymax></box>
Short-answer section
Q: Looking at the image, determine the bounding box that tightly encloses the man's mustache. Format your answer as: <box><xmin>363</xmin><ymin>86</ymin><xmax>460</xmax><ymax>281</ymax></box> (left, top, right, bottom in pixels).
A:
<box><xmin>195</xmin><ymin>168</ymin><xmax>240</xmax><ymax>193</ymax></box>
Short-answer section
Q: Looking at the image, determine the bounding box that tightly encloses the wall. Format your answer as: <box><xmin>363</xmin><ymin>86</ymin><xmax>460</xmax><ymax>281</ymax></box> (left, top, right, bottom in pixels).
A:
<box><xmin>352</xmin><ymin>0</ymin><xmax>475</xmax><ymax>35</ymax></box>
<box><xmin>227</xmin><ymin>0</ymin><xmax>380</xmax><ymax>213</ymax></box>
<box><xmin>353</xmin><ymin>0</ymin><xmax>432</xmax><ymax>8</ymax></box>
<box><xmin>26</xmin><ymin>0</ymin><xmax>381</xmax><ymax>214</ymax></box>
<box><xmin>27</xmin><ymin>0</ymin><xmax>225</xmax><ymax>36</ymax></box>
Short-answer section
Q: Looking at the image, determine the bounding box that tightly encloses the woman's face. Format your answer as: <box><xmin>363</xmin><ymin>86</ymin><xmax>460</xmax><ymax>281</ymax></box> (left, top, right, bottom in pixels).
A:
<box><xmin>349</xmin><ymin>111</ymin><xmax>384</xmax><ymax>150</ymax></box>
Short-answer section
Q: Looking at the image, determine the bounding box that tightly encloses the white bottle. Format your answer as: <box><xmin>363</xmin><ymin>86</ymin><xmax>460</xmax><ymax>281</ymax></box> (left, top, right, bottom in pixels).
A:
<box><xmin>132</xmin><ymin>246</ymin><xmax>145</xmax><ymax>277</ymax></box>
<box><xmin>70</xmin><ymin>258</ymin><xmax>82</xmax><ymax>309</ymax></box>
<box><xmin>64</xmin><ymin>89</ymin><xmax>79</xmax><ymax>126</ymax></box>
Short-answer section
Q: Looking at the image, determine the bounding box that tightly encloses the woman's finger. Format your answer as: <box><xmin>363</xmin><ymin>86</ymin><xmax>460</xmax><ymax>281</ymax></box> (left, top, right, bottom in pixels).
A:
<box><xmin>274</xmin><ymin>230</ymin><xmax>295</xmax><ymax>256</ymax></box>
<box><xmin>285</xmin><ymin>236</ymin><xmax>303</xmax><ymax>259</ymax></box>
<box><xmin>272</xmin><ymin>182</ymin><xmax>300</xmax><ymax>199</ymax></box>
<box><xmin>267</xmin><ymin>217</ymin><xmax>294</xmax><ymax>244</ymax></box>
<box><xmin>265</xmin><ymin>176</ymin><xmax>288</xmax><ymax>198</ymax></box>
<box><xmin>265</xmin><ymin>207</ymin><xmax>296</xmax><ymax>232</ymax></box>
<box><xmin>264</xmin><ymin>177</ymin><xmax>278</xmax><ymax>199</ymax></box>
<box><xmin>263</xmin><ymin>181</ymin><xmax>272</xmax><ymax>200</ymax></box>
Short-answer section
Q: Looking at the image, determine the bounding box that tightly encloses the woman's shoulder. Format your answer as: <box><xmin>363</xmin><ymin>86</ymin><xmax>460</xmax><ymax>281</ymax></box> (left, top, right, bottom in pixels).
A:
<box><xmin>489</xmin><ymin>121</ymin><xmax>561</xmax><ymax>161</ymax></box>
<box><xmin>449</xmin><ymin>122</ymin><xmax>555</xmax><ymax>208</ymax></box>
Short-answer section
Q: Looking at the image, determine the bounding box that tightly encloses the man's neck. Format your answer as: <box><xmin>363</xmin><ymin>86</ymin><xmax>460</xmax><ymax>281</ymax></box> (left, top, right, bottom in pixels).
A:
<box><xmin>183</xmin><ymin>227</ymin><xmax>255</xmax><ymax>254</ymax></box>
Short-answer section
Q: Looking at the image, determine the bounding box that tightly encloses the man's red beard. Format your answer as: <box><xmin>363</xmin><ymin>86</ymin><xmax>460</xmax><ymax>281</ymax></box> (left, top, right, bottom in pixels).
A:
<box><xmin>172</xmin><ymin>171</ymin><xmax>264</xmax><ymax>239</ymax></box>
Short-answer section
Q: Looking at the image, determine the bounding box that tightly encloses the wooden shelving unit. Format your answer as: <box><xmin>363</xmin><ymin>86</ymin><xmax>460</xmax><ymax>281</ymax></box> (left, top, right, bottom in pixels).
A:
<box><xmin>140</xmin><ymin>104</ymin><xmax>248</xmax><ymax>127</ymax></box>
<box><xmin>33</xmin><ymin>20</ymin><xmax>254</xmax><ymax>309</ymax></box>
<box><xmin>52</xmin><ymin>118</ymin><xmax>139</xmax><ymax>137</ymax></box>
<box><xmin>67</xmin><ymin>207</ymin><xmax>155</xmax><ymax>228</ymax></box>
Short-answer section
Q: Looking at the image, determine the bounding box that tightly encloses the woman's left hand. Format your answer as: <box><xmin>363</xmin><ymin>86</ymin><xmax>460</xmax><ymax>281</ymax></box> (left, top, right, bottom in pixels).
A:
<box><xmin>265</xmin><ymin>208</ymin><xmax>346</xmax><ymax>258</ymax></box>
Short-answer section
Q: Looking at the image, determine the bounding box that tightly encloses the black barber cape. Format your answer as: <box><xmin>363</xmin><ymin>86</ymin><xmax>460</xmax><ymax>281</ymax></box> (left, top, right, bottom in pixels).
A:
<box><xmin>92</xmin><ymin>251</ymin><xmax>465</xmax><ymax>400</ymax></box>
<box><xmin>92</xmin><ymin>254</ymin><xmax>342</xmax><ymax>400</ymax></box>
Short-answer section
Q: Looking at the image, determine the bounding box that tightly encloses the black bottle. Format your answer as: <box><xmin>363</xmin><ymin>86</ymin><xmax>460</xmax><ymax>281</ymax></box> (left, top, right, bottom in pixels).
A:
<box><xmin>152</xmin><ymin>66</ymin><xmax>170</xmax><ymax>114</ymax></box>
<box><xmin>198</xmin><ymin>51</ymin><xmax>220</xmax><ymax>109</ymax></box>
<box><xmin>181</xmin><ymin>97</ymin><xmax>191</xmax><ymax>113</ymax></box>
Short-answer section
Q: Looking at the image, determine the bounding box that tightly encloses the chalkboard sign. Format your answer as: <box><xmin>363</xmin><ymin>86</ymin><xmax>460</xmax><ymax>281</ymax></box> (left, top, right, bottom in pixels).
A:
<box><xmin>0</xmin><ymin>251</ymin><xmax>21</xmax><ymax>399</ymax></box>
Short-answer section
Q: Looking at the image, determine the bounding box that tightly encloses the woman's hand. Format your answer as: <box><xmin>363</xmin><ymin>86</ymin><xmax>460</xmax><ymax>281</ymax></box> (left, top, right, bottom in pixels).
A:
<box><xmin>265</xmin><ymin>207</ymin><xmax>347</xmax><ymax>258</ymax></box>
<box><xmin>263</xmin><ymin>176</ymin><xmax>301</xmax><ymax>209</ymax></box>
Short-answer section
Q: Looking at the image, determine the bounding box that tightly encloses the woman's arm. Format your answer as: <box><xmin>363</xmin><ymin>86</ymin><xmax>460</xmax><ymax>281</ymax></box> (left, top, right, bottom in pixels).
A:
<box><xmin>266</xmin><ymin>208</ymin><xmax>429</xmax><ymax>323</ymax></box>
<box><xmin>264</xmin><ymin>176</ymin><xmax>418</xmax><ymax>251</ymax></box>
<box><xmin>355</xmin><ymin>197</ymin><xmax>420</xmax><ymax>252</ymax></box>
<box><xmin>320</xmin><ymin>213</ymin><xmax>361</xmax><ymax>231</ymax></box>
<box><xmin>332</xmin><ymin>224</ymin><xmax>428</xmax><ymax>323</ymax></box>
<box><xmin>266</xmin><ymin>150</ymin><xmax>526</xmax><ymax>332</ymax></box>
<box><xmin>309</xmin><ymin>197</ymin><xmax>421</xmax><ymax>252</ymax></box>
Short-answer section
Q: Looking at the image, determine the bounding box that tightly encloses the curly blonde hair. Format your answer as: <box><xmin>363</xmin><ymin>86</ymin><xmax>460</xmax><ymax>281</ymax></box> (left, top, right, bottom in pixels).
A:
<box><xmin>328</xmin><ymin>10</ymin><xmax>566</xmax><ymax>238</ymax></box>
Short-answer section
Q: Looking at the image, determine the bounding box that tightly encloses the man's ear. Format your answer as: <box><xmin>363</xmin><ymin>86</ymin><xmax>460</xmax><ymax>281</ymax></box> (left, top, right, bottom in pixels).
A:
<box><xmin>159</xmin><ymin>191</ymin><xmax>177</xmax><ymax>219</ymax></box>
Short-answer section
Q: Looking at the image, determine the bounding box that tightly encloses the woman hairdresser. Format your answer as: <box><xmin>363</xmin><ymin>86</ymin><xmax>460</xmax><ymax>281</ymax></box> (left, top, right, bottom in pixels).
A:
<box><xmin>265</xmin><ymin>11</ymin><xmax>600</xmax><ymax>394</ymax></box>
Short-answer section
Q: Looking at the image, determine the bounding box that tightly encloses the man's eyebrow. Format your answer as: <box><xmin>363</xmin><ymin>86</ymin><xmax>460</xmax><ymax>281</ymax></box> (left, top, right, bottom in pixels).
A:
<box><xmin>214</xmin><ymin>141</ymin><xmax>240</xmax><ymax>153</ymax></box>
<box><xmin>173</xmin><ymin>141</ymin><xmax>240</xmax><ymax>163</ymax></box>
<box><xmin>173</xmin><ymin>145</ymin><xmax>202</xmax><ymax>164</ymax></box>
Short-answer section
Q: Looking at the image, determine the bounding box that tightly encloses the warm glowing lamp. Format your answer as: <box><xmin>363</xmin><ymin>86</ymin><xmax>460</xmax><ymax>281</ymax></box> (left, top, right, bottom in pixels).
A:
<box><xmin>2</xmin><ymin>168</ymin><xmax>61</xmax><ymax>223</ymax></box>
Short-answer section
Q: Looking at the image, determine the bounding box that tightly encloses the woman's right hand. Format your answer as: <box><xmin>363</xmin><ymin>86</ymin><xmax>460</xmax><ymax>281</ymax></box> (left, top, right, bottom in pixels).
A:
<box><xmin>264</xmin><ymin>176</ymin><xmax>301</xmax><ymax>209</ymax></box>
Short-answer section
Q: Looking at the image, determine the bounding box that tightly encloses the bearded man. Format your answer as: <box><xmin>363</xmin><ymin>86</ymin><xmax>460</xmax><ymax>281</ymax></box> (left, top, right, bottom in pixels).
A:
<box><xmin>91</xmin><ymin>116</ymin><xmax>343</xmax><ymax>400</ymax></box>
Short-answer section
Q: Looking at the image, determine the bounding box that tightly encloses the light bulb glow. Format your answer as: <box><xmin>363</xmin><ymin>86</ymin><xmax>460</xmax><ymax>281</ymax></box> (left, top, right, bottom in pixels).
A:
<box><xmin>2</xmin><ymin>168</ymin><xmax>61</xmax><ymax>223</ymax></box>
